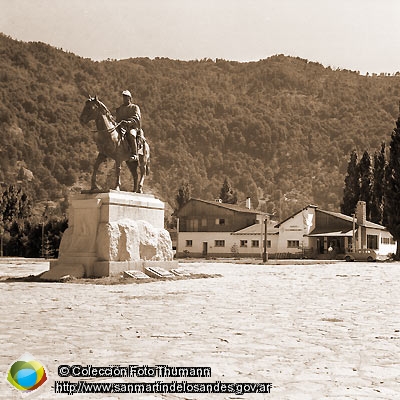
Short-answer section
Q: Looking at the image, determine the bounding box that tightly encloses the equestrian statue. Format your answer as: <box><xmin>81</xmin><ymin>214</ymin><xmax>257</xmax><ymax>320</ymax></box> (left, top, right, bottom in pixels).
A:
<box><xmin>79</xmin><ymin>94</ymin><xmax>150</xmax><ymax>193</ymax></box>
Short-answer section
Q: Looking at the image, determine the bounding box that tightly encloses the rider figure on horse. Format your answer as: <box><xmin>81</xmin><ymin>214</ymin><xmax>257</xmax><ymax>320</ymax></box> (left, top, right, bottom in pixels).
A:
<box><xmin>116</xmin><ymin>90</ymin><xmax>146</xmax><ymax>161</ymax></box>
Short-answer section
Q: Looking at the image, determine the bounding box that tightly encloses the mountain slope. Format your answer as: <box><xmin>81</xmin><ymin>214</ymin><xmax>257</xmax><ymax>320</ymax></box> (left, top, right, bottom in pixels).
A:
<box><xmin>1</xmin><ymin>33</ymin><xmax>399</xmax><ymax>218</ymax></box>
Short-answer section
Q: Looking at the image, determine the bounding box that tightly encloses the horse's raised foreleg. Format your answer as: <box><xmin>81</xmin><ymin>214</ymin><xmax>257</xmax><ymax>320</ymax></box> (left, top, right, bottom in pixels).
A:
<box><xmin>91</xmin><ymin>153</ymin><xmax>107</xmax><ymax>190</ymax></box>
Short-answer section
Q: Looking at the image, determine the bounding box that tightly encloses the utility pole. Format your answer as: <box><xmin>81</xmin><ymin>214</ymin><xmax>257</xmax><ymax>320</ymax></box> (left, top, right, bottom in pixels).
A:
<box><xmin>0</xmin><ymin>225</ymin><xmax>3</xmax><ymax>257</ymax></box>
<box><xmin>41</xmin><ymin>203</ymin><xmax>49</xmax><ymax>258</ymax></box>
<box><xmin>263</xmin><ymin>215</ymin><xmax>269</xmax><ymax>262</ymax></box>
<box><xmin>0</xmin><ymin>216</ymin><xmax>3</xmax><ymax>257</ymax></box>
<box><xmin>41</xmin><ymin>219</ymin><xmax>45</xmax><ymax>258</ymax></box>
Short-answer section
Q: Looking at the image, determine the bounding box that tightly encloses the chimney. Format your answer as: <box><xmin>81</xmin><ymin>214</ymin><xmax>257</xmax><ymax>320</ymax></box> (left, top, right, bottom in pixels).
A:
<box><xmin>356</xmin><ymin>201</ymin><xmax>366</xmax><ymax>225</ymax></box>
<box><xmin>246</xmin><ymin>197</ymin><xmax>251</xmax><ymax>209</ymax></box>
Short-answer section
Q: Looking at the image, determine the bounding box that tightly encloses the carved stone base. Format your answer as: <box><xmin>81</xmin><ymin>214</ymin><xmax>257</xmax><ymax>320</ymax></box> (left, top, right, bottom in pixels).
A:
<box><xmin>46</xmin><ymin>191</ymin><xmax>174</xmax><ymax>278</ymax></box>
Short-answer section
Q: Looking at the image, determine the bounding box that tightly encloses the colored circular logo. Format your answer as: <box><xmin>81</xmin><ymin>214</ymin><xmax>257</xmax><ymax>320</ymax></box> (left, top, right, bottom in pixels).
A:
<box><xmin>7</xmin><ymin>354</ymin><xmax>47</xmax><ymax>392</ymax></box>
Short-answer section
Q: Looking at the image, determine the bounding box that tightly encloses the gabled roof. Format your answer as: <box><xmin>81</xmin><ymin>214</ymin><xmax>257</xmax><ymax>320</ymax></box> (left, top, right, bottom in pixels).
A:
<box><xmin>274</xmin><ymin>205</ymin><xmax>318</xmax><ymax>228</ymax></box>
<box><xmin>179</xmin><ymin>198</ymin><xmax>262</xmax><ymax>215</ymax></box>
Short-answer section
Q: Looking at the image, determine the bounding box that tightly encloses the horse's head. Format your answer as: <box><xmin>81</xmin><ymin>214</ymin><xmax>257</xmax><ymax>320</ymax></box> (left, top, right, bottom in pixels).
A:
<box><xmin>80</xmin><ymin>96</ymin><xmax>115</xmax><ymax>126</ymax></box>
<box><xmin>79</xmin><ymin>96</ymin><xmax>100</xmax><ymax>125</ymax></box>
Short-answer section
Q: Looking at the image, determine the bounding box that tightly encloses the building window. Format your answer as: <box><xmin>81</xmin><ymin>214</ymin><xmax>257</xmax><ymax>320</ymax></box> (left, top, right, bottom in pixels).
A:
<box><xmin>287</xmin><ymin>240</ymin><xmax>300</xmax><ymax>248</ymax></box>
<box><xmin>215</xmin><ymin>240</ymin><xmax>225</xmax><ymax>247</ymax></box>
<box><xmin>240</xmin><ymin>240</ymin><xmax>248</xmax><ymax>247</ymax></box>
<box><xmin>186</xmin><ymin>240</ymin><xmax>192</xmax><ymax>247</ymax></box>
<box><xmin>188</xmin><ymin>219</ymin><xmax>199</xmax><ymax>232</ymax></box>
<box><xmin>381</xmin><ymin>237</ymin><xmax>395</xmax><ymax>245</ymax></box>
<box><xmin>201</xmin><ymin>218</ymin><xmax>207</xmax><ymax>227</ymax></box>
<box><xmin>251</xmin><ymin>240</ymin><xmax>259</xmax><ymax>248</ymax></box>
<box><xmin>215</xmin><ymin>218</ymin><xmax>225</xmax><ymax>225</ymax></box>
<box><xmin>262</xmin><ymin>240</ymin><xmax>271</xmax><ymax>248</ymax></box>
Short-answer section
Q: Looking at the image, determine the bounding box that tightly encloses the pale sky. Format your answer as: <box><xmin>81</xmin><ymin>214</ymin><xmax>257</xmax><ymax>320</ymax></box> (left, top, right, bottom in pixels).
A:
<box><xmin>1</xmin><ymin>0</ymin><xmax>399</xmax><ymax>74</ymax></box>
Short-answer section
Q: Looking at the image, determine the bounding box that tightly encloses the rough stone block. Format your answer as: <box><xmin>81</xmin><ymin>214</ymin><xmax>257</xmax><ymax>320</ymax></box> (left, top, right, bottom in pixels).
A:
<box><xmin>96</xmin><ymin>219</ymin><xmax>173</xmax><ymax>262</ymax></box>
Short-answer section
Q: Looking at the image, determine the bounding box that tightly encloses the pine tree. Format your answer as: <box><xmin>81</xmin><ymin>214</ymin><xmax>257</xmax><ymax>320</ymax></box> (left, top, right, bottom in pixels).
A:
<box><xmin>359</xmin><ymin>150</ymin><xmax>373</xmax><ymax>220</ymax></box>
<box><xmin>41</xmin><ymin>236</ymin><xmax>55</xmax><ymax>259</ymax></box>
<box><xmin>219</xmin><ymin>178</ymin><xmax>238</xmax><ymax>204</ymax></box>
<box><xmin>341</xmin><ymin>150</ymin><xmax>360</xmax><ymax>216</ymax></box>
<box><xmin>370</xmin><ymin>142</ymin><xmax>386</xmax><ymax>224</ymax></box>
<box><xmin>0</xmin><ymin>185</ymin><xmax>31</xmax><ymax>228</ymax></box>
<box><xmin>0</xmin><ymin>185</ymin><xmax>32</xmax><ymax>257</ymax></box>
<box><xmin>384</xmin><ymin>106</ymin><xmax>400</xmax><ymax>259</ymax></box>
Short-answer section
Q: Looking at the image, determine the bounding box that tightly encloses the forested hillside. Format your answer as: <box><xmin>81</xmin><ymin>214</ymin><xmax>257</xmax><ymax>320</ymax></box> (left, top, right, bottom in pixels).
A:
<box><xmin>1</xmin><ymin>33</ymin><xmax>399</xmax><ymax>219</ymax></box>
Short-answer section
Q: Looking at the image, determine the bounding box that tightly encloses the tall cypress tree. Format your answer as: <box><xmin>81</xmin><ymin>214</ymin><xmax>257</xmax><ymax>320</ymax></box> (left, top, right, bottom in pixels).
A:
<box><xmin>370</xmin><ymin>142</ymin><xmax>386</xmax><ymax>224</ymax></box>
<box><xmin>359</xmin><ymin>150</ymin><xmax>373</xmax><ymax>221</ymax></box>
<box><xmin>384</xmin><ymin>106</ymin><xmax>400</xmax><ymax>259</ymax></box>
<box><xmin>341</xmin><ymin>150</ymin><xmax>360</xmax><ymax>216</ymax></box>
<box><xmin>175</xmin><ymin>182</ymin><xmax>192</xmax><ymax>211</ymax></box>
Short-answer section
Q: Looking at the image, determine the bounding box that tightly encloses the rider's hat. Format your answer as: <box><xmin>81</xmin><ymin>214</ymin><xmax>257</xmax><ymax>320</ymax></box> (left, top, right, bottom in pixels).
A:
<box><xmin>122</xmin><ymin>90</ymin><xmax>132</xmax><ymax>98</ymax></box>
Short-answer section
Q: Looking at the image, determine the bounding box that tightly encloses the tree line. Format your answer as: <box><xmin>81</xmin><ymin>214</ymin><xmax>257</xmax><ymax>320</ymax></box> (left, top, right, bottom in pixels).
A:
<box><xmin>0</xmin><ymin>175</ymin><xmax>237</xmax><ymax>256</ymax></box>
<box><xmin>0</xmin><ymin>184</ymin><xmax>67</xmax><ymax>257</ymax></box>
<box><xmin>341</xmin><ymin>109</ymin><xmax>400</xmax><ymax>257</ymax></box>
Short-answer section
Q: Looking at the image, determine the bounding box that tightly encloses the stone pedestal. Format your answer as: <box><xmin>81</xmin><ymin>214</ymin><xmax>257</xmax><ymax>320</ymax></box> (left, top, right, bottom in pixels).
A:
<box><xmin>46</xmin><ymin>191</ymin><xmax>176</xmax><ymax>279</ymax></box>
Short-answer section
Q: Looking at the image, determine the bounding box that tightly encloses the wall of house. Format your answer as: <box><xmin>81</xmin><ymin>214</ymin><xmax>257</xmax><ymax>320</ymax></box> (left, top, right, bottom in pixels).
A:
<box><xmin>231</xmin><ymin>233</ymin><xmax>279</xmax><ymax>257</ymax></box>
<box><xmin>366</xmin><ymin>228</ymin><xmax>396</xmax><ymax>256</ymax></box>
<box><xmin>177</xmin><ymin>231</ymin><xmax>278</xmax><ymax>258</ymax></box>
<box><xmin>276</xmin><ymin>207</ymin><xmax>316</xmax><ymax>254</ymax></box>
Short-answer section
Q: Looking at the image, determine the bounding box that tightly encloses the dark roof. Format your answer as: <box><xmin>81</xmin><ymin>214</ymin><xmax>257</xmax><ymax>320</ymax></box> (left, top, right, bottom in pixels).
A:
<box><xmin>317</xmin><ymin>209</ymin><xmax>386</xmax><ymax>230</ymax></box>
<box><xmin>184</xmin><ymin>198</ymin><xmax>262</xmax><ymax>215</ymax></box>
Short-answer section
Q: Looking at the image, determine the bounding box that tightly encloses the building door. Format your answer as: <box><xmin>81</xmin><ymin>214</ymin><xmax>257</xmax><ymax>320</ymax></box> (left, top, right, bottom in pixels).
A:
<box><xmin>202</xmin><ymin>242</ymin><xmax>208</xmax><ymax>256</ymax></box>
<box><xmin>317</xmin><ymin>239</ymin><xmax>323</xmax><ymax>254</ymax></box>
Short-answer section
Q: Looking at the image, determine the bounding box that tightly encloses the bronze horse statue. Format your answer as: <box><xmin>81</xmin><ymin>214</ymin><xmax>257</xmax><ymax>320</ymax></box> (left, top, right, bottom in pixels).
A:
<box><xmin>79</xmin><ymin>96</ymin><xmax>150</xmax><ymax>193</ymax></box>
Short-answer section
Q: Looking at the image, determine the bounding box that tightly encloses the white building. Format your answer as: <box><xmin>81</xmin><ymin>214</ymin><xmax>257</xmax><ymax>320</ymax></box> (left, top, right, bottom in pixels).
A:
<box><xmin>275</xmin><ymin>202</ymin><xmax>396</xmax><ymax>257</ymax></box>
